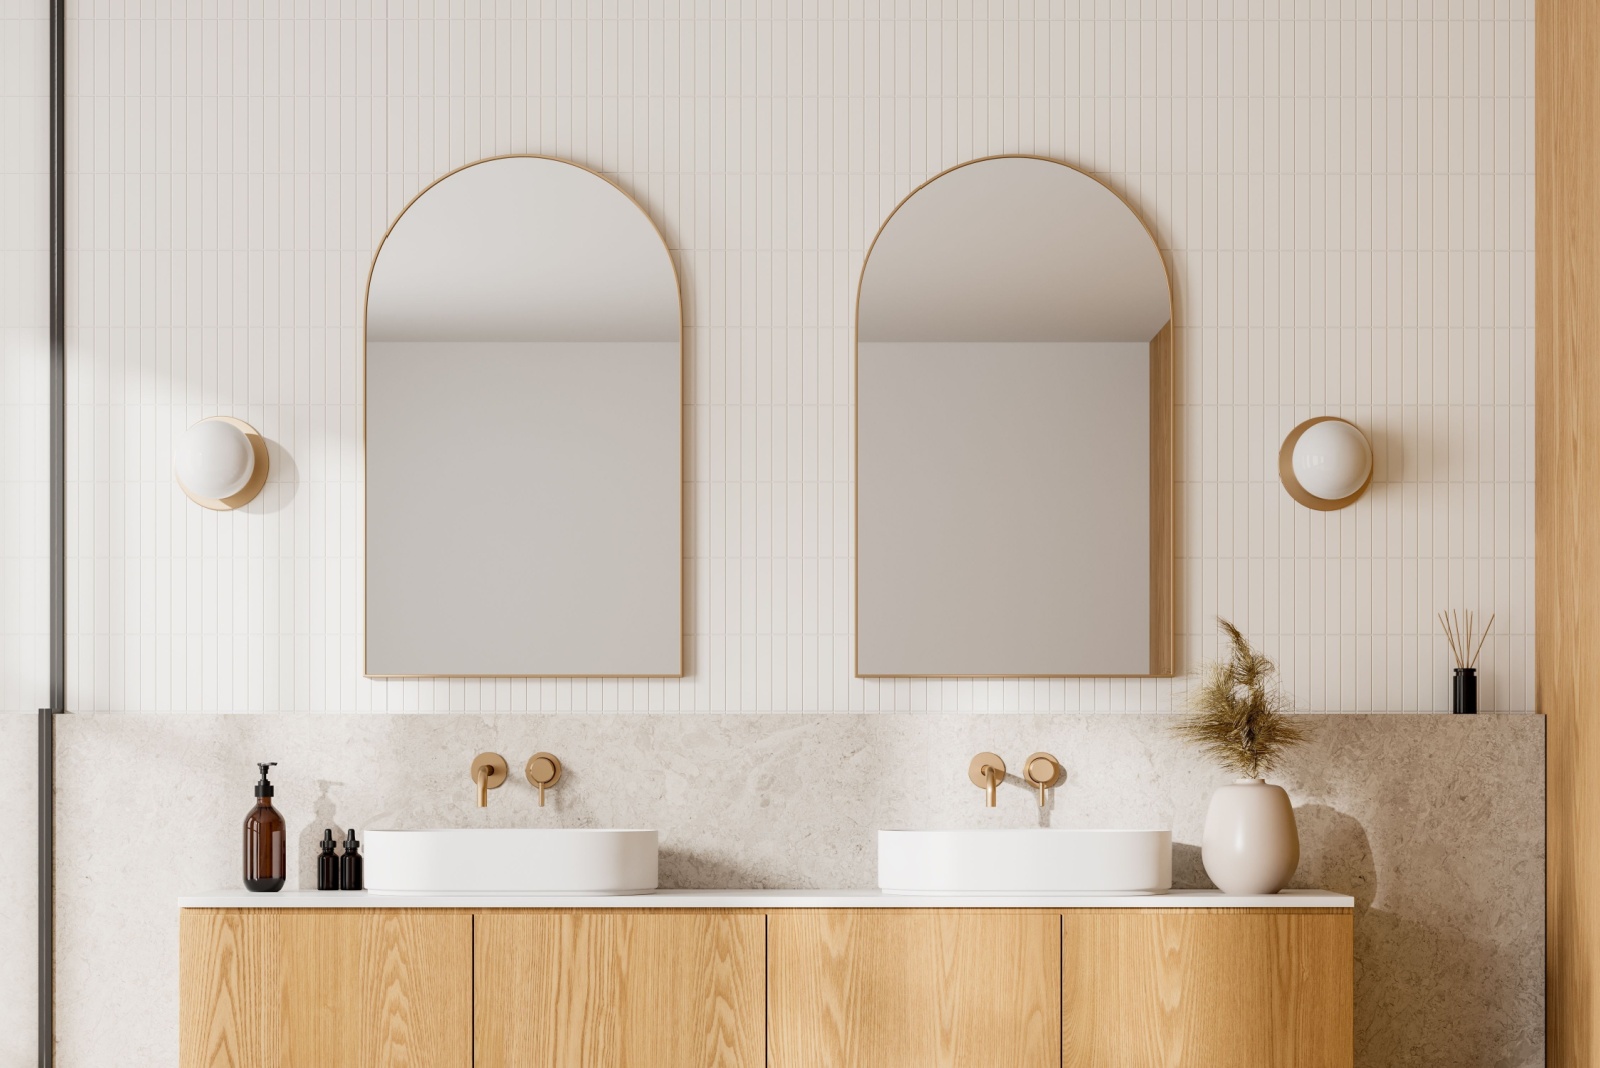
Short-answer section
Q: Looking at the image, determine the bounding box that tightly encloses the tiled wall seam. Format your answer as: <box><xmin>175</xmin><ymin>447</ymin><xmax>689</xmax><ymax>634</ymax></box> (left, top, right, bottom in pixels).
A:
<box><xmin>61</xmin><ymin>4</ymin><xmax>1535</xmax><ymax>714</ymax></box>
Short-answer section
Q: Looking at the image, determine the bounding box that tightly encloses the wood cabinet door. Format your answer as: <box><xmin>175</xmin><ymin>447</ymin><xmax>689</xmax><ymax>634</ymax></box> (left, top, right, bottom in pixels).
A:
<box><xmin>768</xmin><ymin>908</ymin><xmax>1061</xmax><ymax>1068</ymax></box>
<box><xmin>1061</xmin><ymin>909</ymin><xmax>1353</xmax><ymax>1068</ymax></box>
<box><xmin>475</xmin><ymin>910</ymin><xmax>765</xmax><ymax>1068</ymax></box>
<box><xmin>179</xmin><ymin>908</ymin><xmax>472</xmax><ymax>1068</ymax></box>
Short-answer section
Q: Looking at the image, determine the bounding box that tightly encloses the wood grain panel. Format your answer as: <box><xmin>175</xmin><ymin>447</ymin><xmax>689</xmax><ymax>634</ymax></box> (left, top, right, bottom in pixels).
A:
<box><xmin>1540</xmin><ymin>2</ymin><xmax>1600</xmax><ymax>1062</ymax></box>
<box><xmin>1149</xmin><ymin>320</ymin><xmax>1174</xmax><ymax>676</ymax></box>
<box><xmin>475</xmin><ymin>909</ymin><xmax>765</xmax><ymax>1068</ymax></box>
<box><xmin>768</xmin><ymin>908</ymin><xmax>1060</xmax><ymax>1068</ymax></box>
<box><xmin>1061</xmin><ymin>909</ymin><xmax>1351</xmax><ymax>1068</ymax></box>
<box><xmin>179</xmin><ymin>908</ymin><xmax>472</xmax><ymax>1068</ymax></box>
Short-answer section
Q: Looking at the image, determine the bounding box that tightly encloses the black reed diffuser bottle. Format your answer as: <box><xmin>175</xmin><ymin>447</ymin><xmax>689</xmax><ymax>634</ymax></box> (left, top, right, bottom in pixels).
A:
<box><xmin>1439</xmin><ymin>610</ymin><xmax>1494</xmax><ymax>715</ymax></box>
<box><xmin>1453</xmin><ymin>667</ymin><xmax>1477</xmax><ymax>715</ymax></box>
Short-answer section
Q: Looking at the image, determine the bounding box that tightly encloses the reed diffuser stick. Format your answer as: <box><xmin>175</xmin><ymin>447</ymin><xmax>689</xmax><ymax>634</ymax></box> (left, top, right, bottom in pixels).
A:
<box><xmin>1438</xmin><ymin>610</ymin><xmax>1494</xmax><ymax>669</ymax></box>
<box><xmin>1439</xmin><ymin>611</ymin><xmax>1462</xmax><ymax>668</ymax></box>
<box><xmin>1469</xmin><ymin>612</ymin><xmax>1495</xmax><ymax>668</ymax></box>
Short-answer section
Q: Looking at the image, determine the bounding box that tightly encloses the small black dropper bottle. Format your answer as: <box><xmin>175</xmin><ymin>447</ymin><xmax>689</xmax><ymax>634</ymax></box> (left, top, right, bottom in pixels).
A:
<box><xmin>317</xmin><ymin>829</ymin><xmax>340</xmax><ymax>891</ymax></box>
<box><xmin>340</xmin><ymin>828</ymin><xmax>363</xmax><ymax>891</ymax></box>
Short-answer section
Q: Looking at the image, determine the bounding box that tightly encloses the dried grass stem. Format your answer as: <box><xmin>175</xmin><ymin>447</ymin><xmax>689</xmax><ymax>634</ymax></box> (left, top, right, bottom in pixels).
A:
<box><xmin>1175</xmin><ymin>618</ymin><xmax>1309</xmax><ymax>780</ymax></box>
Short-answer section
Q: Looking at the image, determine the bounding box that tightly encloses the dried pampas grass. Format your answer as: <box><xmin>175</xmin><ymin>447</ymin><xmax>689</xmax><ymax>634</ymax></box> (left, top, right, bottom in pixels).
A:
<box><xmin>1175</xmin><ymin>618</ymin><xmax>1310</xmax><ymax>779</ymax></box>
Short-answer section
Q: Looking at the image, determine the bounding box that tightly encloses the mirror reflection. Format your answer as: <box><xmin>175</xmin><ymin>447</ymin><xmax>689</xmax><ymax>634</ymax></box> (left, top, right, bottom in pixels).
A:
<box><xmin>856</xmin><ymin>156</ymin><xmax>1173</xmax><ymax>677</ymax></box>
<box><xmin>365</xmin><ymin>156</ymin><xmax>682</xmax><ymax>677</ymax></box>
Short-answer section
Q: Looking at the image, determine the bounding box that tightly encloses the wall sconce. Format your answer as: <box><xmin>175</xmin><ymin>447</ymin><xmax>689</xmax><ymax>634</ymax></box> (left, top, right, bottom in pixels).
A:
<box><xmin>174</xmin><ymin>416</ymin><xmax>269</xmax><ymax>510</ymax></box>
<box><xmin>1278</xmin><ymin>416</ymin><xmax>1372</xmax><ymax>510</ymax></box>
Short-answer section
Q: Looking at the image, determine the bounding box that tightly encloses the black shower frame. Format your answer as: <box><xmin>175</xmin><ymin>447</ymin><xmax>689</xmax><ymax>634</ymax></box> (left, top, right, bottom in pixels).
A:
<box><xmin>39</xmin><ymin>0</ymin><xmax>66</xmax><ymax>1063</ymax></box>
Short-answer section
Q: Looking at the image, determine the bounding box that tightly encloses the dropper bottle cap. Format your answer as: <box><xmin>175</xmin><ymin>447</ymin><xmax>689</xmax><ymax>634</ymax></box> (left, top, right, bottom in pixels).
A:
<box><xmin>320</xmin><ymin>828</ymin><xmax>336</xmax><ymax>853</ymax></box>
<box><xmin>254</xmin><ymin>762</ymin><xmax>277</xmax><ymax>798</ymax></box>
<box><xmin>344</xmin><ymin>827</ymin><xmax>359</xmax><ymax>851</ymax></box>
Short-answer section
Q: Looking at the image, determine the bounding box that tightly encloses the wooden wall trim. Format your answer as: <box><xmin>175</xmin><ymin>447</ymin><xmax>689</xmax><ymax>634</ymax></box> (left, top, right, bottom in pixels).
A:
<box><xmin>1539</xmin><ymin>0</ymin><xmax>1600</xmax><ymax>1062</ymax></box>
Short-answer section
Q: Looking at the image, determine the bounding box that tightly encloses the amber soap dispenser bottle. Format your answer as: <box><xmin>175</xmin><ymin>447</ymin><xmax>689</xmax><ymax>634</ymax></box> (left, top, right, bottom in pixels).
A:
<box><xmin>243</xmin><ymin>762</ymin><xmax>286</xmax><ymax>892</ymax></box>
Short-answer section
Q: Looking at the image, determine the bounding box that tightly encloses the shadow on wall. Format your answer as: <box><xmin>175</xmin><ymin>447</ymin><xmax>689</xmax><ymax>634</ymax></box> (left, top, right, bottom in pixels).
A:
<box><xmin>1291</xmin><ymin>804</ymin><xmax>1540</xmax><ymax>1068</ymax></box>
<box><xmin>658</xmin><ymin>846</ymin><xmax>777</xmax><ymax>891</ymax></box>
<box><xmin>1178</xmin><ymin>806</ymin><xmax>1538</xmax><ymax>1068</ymax></box>
<box><xmin>245</xmin><ymin>437</ymin><xmax>298</xmax><ymax>515</ymax></box>
<box><xmin>296</xmin><ymin>779</ymin><xmax>345</xmax><ymax>889</ymax></box>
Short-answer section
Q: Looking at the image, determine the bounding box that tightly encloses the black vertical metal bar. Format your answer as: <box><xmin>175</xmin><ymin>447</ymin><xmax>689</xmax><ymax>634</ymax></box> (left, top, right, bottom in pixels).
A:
<box><xmin>40</xmin><ymin>0</ymin><xmax>66</xmax><ymax>1064</ymax></box>
<box><xmin>48</xmin><ymin>0</ymin><xmax>64</xmax><ymax>711</ymax></box>
<box><xmin>36</xmin><ymin>709</ymin><xmax>52</xmax><ymax>1068</ymax></box>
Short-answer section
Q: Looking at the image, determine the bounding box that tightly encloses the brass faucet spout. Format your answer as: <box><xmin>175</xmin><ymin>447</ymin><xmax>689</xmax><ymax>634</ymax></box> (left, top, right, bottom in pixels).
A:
<box><xmin>470</xmin><ymin>752</ymin><xmax>509</xmax><ymax>808</ymax></box>
<box><xmin>968</xmin><ymin>752</ymin><xmax>1007</xmax><ymax>808</ymax></box>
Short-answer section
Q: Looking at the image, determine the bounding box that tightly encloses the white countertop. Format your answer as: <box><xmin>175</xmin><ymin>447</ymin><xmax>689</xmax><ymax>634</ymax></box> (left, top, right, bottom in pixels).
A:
<box><xmin>180</xmin><ymin>888</ymin><xmax>1353</xmax><ymax>909</ymax></box>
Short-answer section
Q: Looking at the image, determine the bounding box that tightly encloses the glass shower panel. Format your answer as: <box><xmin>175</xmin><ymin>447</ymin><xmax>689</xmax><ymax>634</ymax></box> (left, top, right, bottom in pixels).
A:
<box><xmin>0</xmin><ymin>0</ymin><xmax>50</xmax><ymax>1062</ymax></box>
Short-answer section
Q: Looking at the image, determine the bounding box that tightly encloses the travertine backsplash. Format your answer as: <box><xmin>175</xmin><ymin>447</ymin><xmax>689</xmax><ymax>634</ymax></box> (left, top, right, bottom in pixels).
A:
<box><xmin>53</xmin><ymin>711</ymin><xmax>1540</xmax><ymax>1068</ymax></box>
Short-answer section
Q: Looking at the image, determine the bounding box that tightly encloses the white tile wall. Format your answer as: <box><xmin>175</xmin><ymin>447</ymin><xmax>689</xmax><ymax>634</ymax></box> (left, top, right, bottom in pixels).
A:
<box><xmin>62</xmin><ymin>1</ymin><xmax>1535</xmax><ymax>715</ymax></box>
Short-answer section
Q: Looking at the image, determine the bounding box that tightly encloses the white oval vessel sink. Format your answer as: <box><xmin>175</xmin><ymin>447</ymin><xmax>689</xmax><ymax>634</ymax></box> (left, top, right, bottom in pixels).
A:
<box><xmin>365</xmin><ymin>828</ymin><xmax>658</xmax><ymax>895</ymax></box>
<box><xmin>878</xmin><ymin>828</ymin><xmax>1171</xmax><ymax>895</ymax></box>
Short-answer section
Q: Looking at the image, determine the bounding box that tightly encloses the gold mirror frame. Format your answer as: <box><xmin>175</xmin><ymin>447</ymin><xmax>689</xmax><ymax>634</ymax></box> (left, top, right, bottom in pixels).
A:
<box><xmin>359</xmin><ymin>155</ymin><xmax>686</xmax><ymax>679</ymax></box>
<box><xmin>853</xmin><ymin>154</ymin><xmax>1176</xmax><ymax>679</ymax></box>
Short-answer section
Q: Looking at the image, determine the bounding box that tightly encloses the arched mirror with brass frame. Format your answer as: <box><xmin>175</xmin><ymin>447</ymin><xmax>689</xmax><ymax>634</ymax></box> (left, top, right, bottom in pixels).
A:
<box><xmin>856</xmin><ymin>155</ymin><xmax>1174</xmax><ymax>678</ymax></box>
<box><xmin>363</xmin><ymin>156</ymin><xmax>683</xmax><ymax>677</ymax></box>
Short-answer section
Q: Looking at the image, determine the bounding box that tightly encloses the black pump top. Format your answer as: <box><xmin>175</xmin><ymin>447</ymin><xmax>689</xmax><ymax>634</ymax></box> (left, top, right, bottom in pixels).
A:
<box><xmin>344</xmin><ymin>828</ymin><xmax>360</xmax><ymax>852</ymax></box>
<box><xmin>320</xmin><ymin>828</ymin><xmax>336</xmax><ymax>854</ymax></box>
<box><xmin>254</xmin><ymin>761</ymin><xmax>277</xmax><ymax>798</ymax></box>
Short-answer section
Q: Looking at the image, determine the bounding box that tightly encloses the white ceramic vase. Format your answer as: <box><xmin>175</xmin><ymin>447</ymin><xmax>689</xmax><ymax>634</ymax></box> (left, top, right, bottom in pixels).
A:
<box><xmin>1201</xmin><ymin>778</ymin><xmax>1300</xmax><ymax>895</ymax></box>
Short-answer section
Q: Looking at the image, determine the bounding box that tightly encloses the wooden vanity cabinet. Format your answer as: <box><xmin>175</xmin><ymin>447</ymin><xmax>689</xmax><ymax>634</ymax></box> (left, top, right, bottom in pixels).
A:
<box><xmin>179</xmin><ymin>909</ymin><xmax>472</xmax><ymax>1068</ymax></box>
<box><xmin>767</xmin><ymin>909</ymin><xmax>1061</xmax><ymax>1068</ymax></box>
<box><xmin>1061</xmin><ymin>909</ymin><xmax>1354</xmax><ymax>1068</ymax></box>
<box><xmin>180</xmin><ymin>905</ymin><xmax>1351</xmax><ymax>1068</ymax></box>
<box><xmin>474</xmin><ymin>910</ymin><xmax>765</xmax><ymax>1068</ymax></box>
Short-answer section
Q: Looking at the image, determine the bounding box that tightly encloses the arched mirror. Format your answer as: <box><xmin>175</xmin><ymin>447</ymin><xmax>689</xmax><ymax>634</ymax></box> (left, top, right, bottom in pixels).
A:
<box><xmin>364</xmin><ymin>156</ymin><xmax>681</xmax><ymax>677</ymax></box>
<box><xmin>856</xmin><ymin>156</ymin><xmax>1173</xmax><ymax>677</ymax></box>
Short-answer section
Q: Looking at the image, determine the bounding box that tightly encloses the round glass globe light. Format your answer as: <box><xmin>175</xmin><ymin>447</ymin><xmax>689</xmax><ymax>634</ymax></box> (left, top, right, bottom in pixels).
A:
<box><xmin>1291</xmin><ymin>419</ymin><xmax>1371</xmax><ymax>501</ymax></box>
<box><xmin>175</xmin><ymin>418</ymin><xmax>256</xmax><ymax>500</ymax></box>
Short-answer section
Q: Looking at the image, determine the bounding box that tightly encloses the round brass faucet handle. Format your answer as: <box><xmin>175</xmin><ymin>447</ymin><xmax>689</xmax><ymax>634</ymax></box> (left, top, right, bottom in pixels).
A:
<box><xmin>526</xmin><ymin>752</ymin><xmax>562</xmax><ymax>807</ymax></box>
<box><xmin>1024</xmin><ymin>752</ymin><xmax>1062</xmax><ymax>808</ymax></box>
<box><xmin>526</xmin><ymin>753</ymin><xmax>562</xmax><ymax>787</ymax></box>
<box><xmin>1024</xmin><ymin>753</ymin><xmax>1061</xmax><ymax>787</ymax></box>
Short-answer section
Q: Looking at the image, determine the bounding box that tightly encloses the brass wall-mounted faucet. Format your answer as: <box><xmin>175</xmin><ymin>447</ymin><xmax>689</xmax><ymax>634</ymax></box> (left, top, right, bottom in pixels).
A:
<box><xmin>526</xmin><ymin>752</ymin><xmax>563</xmax><ymax>806</ymax></box>
<box><xmin>968</xmin><ymin>752</ymin><xmax>1006</xmax><ymax>807</ymax></box>
<box><xmin>1023</xmin><ymin>752</ymin><xmax>1062</xmax><ymax>807</ymax></box>
<box><xmin>470</xmin><ymin>752</ymin><xmax>508</xmax><ymax>808</ymax></box>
